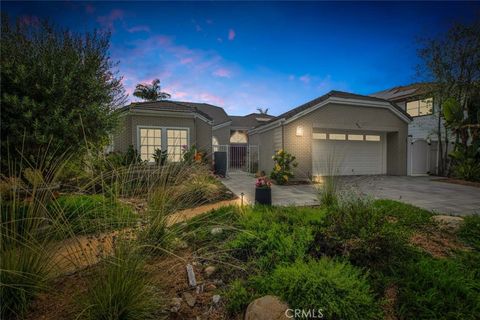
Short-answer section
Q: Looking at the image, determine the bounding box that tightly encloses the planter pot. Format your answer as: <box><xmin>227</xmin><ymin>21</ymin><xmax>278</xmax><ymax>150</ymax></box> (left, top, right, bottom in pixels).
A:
<box><xmin>255</xmin><ymin>187</ymin><xmax>272</xmax><ymax>205</ymax></box>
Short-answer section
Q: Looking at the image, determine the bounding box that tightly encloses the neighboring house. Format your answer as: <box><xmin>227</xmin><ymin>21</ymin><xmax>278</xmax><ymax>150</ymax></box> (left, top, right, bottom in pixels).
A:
<box><xmin>111</xmin><ymin>100</ymin><xmax>273</xmax><ymax>164</ymax></box>
<box><xmin>370</xmin><ymin>83</ymin><xmax>448</xmax><ymax>175</ymax></box>
<box><xmin>249</xmin><ymin>91</ymin><xmax>412</xmax><ymax>180</ymax></box>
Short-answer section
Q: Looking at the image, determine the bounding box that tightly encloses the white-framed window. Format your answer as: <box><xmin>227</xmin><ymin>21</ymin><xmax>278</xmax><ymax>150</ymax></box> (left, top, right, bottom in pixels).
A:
<box><xmin>139</xmin><ymin>128</ymin><xmax>162</xmax><ymax>162</ymax></box>
<box><xmin>167</xmin><ymin>129</ymin><xmax>188</xmax><ymax>162</ymax></box>
<box><xmin>348</xmin><ymin>134</ymin><xmax>364</xmax><ymax>141</ymax></box>
<box><xmin>230</xmin><ymin>130</ymin><xmax>248</xmax><ymax>144</ymax></box>
<box><xmin>406</xmin><ymin>97</ymin><xmax>433</xmax><ymax>117</ymax></box>
<box><xmin>329</xmin><ymin>133</ymin><xmax>346</xmax><ymax>140</ymax></box>
<box><xmin>137</xmin><ymin>126</ymin><xmax>189</xmax><ymax>162</ymax></box>
<box><xmin>365</xmin><ymin>135</ymin><xmax>381</xmax><ymax>142</ymax></box>
<box><xmin>313</xmin><ymin>133</ymin><xmax>327</xmax><ymax>140</ymax></box>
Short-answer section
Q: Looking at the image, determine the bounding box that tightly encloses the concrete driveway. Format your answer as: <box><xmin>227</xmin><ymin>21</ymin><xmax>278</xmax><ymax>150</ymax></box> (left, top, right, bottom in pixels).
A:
<box><xmin>221</xmin><ymin>173</ymin><xmax>480</xmax><ymax>215</ymax></box>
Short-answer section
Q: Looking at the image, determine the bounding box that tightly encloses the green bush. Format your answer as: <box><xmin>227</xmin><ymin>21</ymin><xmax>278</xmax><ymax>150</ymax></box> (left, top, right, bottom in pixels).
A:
<box><xmin>53</xmin><ymin>194</ymin><xmax>136</xmax><ymax>234</ymax></box>
<box><xmin>373</xmin><ymin>199</ymin><xmax>433</xmax><ymax>230</ymax></box>
<box><xmin>396</xmin><ymin>256</ymin><xmax>480</xmax><ymax>319</ymax></box>
<box><xmin>458</xmin><ymin>214</ymin><xmax>480</xmax><ymax>250</ymax></box>
<box><xmin>320</xmin><ymin>197</ymin><xmax>409</xmax><ymax>269</ymax></box>
<box><xmin>80</xmin><ymin>244</ymin><xmax>159</xmax><ymax>319</ymax></box>
<box><xmin>256</xmin><ymin>259</ymin><xmax>381</xmax><ymax>320</ymax></box>
<box><xmin>225</xmin><ymin>280</ymin><xmax>254</xmax><ymax>315</ymax></box>
<box><xmin>270</xmin><ymin>149</ymin><xmax>298</xmax><ymax>185</ymax></box>
<box><xmin>228</xmin><ymin>206</ymin><xmax>324</xmax><ymax>270</ymax></box>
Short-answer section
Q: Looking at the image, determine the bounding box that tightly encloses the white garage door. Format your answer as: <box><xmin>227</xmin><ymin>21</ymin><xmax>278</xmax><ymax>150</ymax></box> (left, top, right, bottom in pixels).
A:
<box><xmin>312</xmin><ymin>132</ymin><xmax>386</xmax><ymax>176</ymax></box>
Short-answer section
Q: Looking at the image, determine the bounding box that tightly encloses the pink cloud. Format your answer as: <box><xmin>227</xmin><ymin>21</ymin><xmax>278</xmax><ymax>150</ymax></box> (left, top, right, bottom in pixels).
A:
<box><xmin>126</xmin><ymin>25</ymin><xmax>150</xmax><ymax>33</ymax></box>
<box><xmin>199</xmin><ymin>92</ymin><xmax>225</xmax><ymax>106</ymax></box>
<box><xmin>228</xmin><ymin>29</ymin><xmax>236</xmax><ymax>41</ymax></box>
<box><xmin>213</xmin><ymin>68</ymin><xmax>232</xmax><ymax>78</ymax></box>
<box><xmin>299</xmin><ymin>74</ymin><xmax>311</xmax><ymax>84</ymax></box>
<box><xmin>97</xmin><ymin>9</ymin><xmax>124</xmax><ymax>31</ymax></box>
<box><xmin>180</xmin><ymin>57</ymin><xmax>194</xmax><ymax>64</ymax></box>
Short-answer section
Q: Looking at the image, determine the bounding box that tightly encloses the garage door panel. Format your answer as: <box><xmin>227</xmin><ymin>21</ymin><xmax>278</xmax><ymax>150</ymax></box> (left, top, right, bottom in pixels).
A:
<box><xmin>312</xmin><ymin>133</ymin><xmax>385</xmax><ymax>176</ymax></box>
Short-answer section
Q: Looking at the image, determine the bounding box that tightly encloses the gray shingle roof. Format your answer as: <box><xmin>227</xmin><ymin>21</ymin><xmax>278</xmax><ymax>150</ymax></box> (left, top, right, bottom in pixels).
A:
<box><xmin>370</xmin><ymin>83</ymin><xmax>433</xmax><ymax>101</ymax></box>
<box><xmin>230</xmin><ymin>113</ymin><xmax>274</xmax><ymax>129</ymax></box>
<box><xmin>258</xmin><ymin>90</ymin><xmax>412</xmax><ymax>127</ymax></box>
<box><xmin>121</xmin><ymin>100</ymin><xmax>214</xmax><ymax>121</ymax></box>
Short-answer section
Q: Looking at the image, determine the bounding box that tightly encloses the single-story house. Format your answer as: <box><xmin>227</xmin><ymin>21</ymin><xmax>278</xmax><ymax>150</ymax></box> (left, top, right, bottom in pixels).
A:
<box><xmin>111</xmin><ymin>100</ymin><xmax>273</xmax><ymax>162</ymax></box>
<box><xmin>249</xmin><ymin>91</ymin><xmax>412</xmax><ymax>179</ymax></box>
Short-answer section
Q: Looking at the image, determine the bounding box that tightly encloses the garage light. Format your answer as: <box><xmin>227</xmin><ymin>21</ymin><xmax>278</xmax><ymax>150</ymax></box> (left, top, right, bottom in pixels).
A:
<box><xmin>296</xmin><ymin>126</ymin><xmax>304</xmax><ymax>137</ymax></box>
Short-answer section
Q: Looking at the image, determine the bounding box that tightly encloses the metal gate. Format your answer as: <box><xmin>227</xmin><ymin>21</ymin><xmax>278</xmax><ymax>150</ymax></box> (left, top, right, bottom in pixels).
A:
<box><xmin>213</xmin><ymin>144</ymin><xmax>259</xmax><ymax>175</ymax></box>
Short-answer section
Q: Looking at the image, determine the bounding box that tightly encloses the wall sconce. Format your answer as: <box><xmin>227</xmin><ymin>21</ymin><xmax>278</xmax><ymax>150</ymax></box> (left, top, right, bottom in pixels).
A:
<box><xmin>296</xmin><ymin>125</ymin><xmax>304</xmax><ymax>137</ymax></box>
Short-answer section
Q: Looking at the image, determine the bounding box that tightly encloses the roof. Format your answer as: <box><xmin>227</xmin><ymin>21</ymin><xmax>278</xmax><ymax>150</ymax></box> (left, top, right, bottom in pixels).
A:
<box><xmin>177</xmin><ymin>102</ymin><xmax>230</xmax><ymax>126</ymax></box>
<box><xmin>370</xmin><ymin>83</ymin><xmax>433</xmax><ymax>101</ymax></box>
<box><xmin>120</xmin><ymin>100</ymin><xmax>217</xmax><ymax>122</ymax></box>
<box><xmin>259</xmin><ymin>90</ymin><xmax>411</xmax><ymax>127</ymax></box>
<box><xmin>230</xmin><ymin>113</ymin><xmax>274</xmax><ymax>129</ymax></box>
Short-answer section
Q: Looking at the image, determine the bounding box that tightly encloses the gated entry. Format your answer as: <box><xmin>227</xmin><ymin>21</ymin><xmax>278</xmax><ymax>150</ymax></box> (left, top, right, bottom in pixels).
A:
<box><xmin>213</xmin><ymin>144</ymin><xmax>259</xmax><ymax>174</ymax></box>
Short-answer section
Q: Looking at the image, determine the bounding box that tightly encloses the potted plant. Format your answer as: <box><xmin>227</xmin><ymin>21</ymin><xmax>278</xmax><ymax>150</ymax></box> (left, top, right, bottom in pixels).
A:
<box><xmin>255</xmin><ymin>176</ymin><xmax>272</xmax><ymax>205</ymax></box>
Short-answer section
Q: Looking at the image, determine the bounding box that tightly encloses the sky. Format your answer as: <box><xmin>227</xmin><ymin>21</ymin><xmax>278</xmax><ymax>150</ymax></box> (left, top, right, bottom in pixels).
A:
<box><xmin>3</xmin><ymin>1</ymin><xmax>479</xmax><ymax>116</ymax></box>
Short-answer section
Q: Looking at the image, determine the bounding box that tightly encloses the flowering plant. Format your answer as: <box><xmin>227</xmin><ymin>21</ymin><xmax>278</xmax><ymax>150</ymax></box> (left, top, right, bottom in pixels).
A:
<box><xmin>255</xmin><ymin>176</ymin><xmax>272</xmax><ymax>189</ymax></box>
<box><xmin>270</xmin><ymin>149</ymin><xmax>298</xmax><ymax>185</ymax></box>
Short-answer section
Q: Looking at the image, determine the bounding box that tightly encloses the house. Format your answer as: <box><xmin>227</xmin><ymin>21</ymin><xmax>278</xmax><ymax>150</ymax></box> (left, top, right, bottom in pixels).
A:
<box><xmin>249</xmin><ymin>91</ymin><xmax>412</xmax><ymax>179</ymax></box>
<box><xmin>111</xmin><ymin>100</ymin><xmax>273</xmax><ymax>164</ymax></box>
<box><xmin>370</xmin><ymin>83</ymin><xmax>448</xmax><ymax>175</ymax></box>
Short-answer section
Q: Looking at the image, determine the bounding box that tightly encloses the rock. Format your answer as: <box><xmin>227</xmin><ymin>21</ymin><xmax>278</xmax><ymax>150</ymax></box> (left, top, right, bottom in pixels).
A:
<box><xmin>186</xmin><ymin>264</ymin><xmax>197</xmax><ymax>287</ymax></box>
<box><xmin>433</xmin><ymin>215</ymin><xmax>464</xmax><ymax>232</ymax></box>
<box><xmin>204</xmin><ymin>266</ymin><xmax>217</xmax><ymax>277</ymax></box>
<box><xmin>245</xmin><ymin>295</ymin><xmax>289</xmax><ymax>320</ymax></box>
<box><xmin>211</xmin><ymin>227</ymin><xmax>223</xmax><ymax>235</ymax></box>
<box><xmin>212</xmin><ymin>294</ymin><xmax>221</xmax><ymax>304</ymax></box>
<box><xmin>205</xmin><ymin>283</ymin><xmax>217</xmax><ymax>291</ymax></box>
<box><xmin>182</xmin><ymin>292</ymin><xmax>196</xmax><ymax>307</ymax></box>
<box><xmin>170</xmin><ymin>297</ymin><xmax>182</xmax><ymax>313</ymax></box>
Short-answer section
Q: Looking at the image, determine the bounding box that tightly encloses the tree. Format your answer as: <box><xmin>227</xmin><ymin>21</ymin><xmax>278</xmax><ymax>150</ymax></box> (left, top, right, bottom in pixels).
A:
<box><xmin>133</xmin><ymin>79</ymin><xmax>171</xmax><ymax>102</ymax></box>
<box><xmin>417</xmin><ymin>17</ymin><xmax>480</xmax><ymax>175</ymax></box>
<box><xmin>0</xmin><ymin>15</ymin><xmax>127</xmax><ymax>172</ymax></box>
<box><xmin>256</xmin><ymin>107</ymin><xmax>269</xmax><ymax>114</ymax></box>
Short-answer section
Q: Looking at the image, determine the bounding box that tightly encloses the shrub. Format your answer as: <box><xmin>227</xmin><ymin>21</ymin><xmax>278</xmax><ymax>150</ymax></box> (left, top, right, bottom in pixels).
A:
<box><xmin>225</xmin><ymin>280</ymin><xmax>254</xmax><ymax>315</ymax></box>
<box><xmin>458</xmin><ymin>214</ymin><xmax>480</xmax><ymax>250</ymax></box>
<box><xmin>80</xmin><ymin>243</ymin><xmax>159</xmax><ymax>320</ymax></box>
<box><xmin>53</xmin><ymin>194</ymin><xmax>136</xmax><ymax>235</ymax></box>
<box><xmin>270</xmin><ymin>149</ymin><xmax>297</xmax><ymax>185</ymax></box>
<box><xmin>319</xmin><ymin>196</ymin><xmax>408</xmax><ymax>269</ymax></box>
<box><xmin>257</xmin><ymin>259</ymin><xmax>381</xmax><ymax>320</ymax></box>
<box><xmin>372</xmin><ymin>199</ymin><xmax>433</xmax><ymax>230</ymax></box>
<box><xmin>228</xmin><ymin>206</ymin><xmax>324</xmax><ymax>270</ymax></box>
<box><xmin>396</xmin><ymin>256</ymin><xmax>480</xmax><ymax>319</ymax></box>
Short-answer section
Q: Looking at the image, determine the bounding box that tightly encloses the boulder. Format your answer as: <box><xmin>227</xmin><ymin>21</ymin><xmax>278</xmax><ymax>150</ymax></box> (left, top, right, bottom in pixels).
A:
<box><xmin>211</xmin><ymin>227</ymin><xmax>223</xmax><ymax>235</ymax></box>
<box><xmin>245</xmin><ymin>295</ymin><xmax>289</xmax><ymax>320</ymax></box>
<box><xmin>182</xmin><ymin>292</ymin><xmax>196</xmax><ymax>307</ymax></box>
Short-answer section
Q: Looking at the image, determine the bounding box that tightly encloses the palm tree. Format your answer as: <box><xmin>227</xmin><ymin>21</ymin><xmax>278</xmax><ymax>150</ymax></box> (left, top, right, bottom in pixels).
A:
<box><xmin>257</xmin><ymin>107</ymin><xmax>269</xmax><ymax>114</ymax></box>
<box><xmin>133</xmin><ymin>79</ymin><xmax>171</xmax><ymax>101</ymax></box>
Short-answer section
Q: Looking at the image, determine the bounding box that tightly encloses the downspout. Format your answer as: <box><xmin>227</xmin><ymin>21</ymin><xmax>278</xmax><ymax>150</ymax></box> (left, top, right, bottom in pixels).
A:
<box><xmin>281</xmin><ymin>120</ymin><xmax>285</xmax><ymax>151</ymax></box>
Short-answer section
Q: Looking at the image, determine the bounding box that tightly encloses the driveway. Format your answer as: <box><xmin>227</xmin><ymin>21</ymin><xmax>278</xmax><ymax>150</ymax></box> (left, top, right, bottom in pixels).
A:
<box><xmin>221</xmin><ymin>173</ymin><xmax>480</xmax><ymax>215</ymax></box>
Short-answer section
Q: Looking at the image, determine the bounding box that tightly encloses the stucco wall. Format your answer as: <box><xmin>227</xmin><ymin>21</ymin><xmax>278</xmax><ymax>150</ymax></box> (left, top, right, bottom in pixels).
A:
<box><xmin>195</xmin><ymin>117</ymin><xmax>213</xmax><ymax>156</ymax></box>
<box><xmin>255</xmin><ymin>103</ymin><xmax>409</xmax><ymax>179</ymax></box>
<box><xmin>112</xmin><ymin>114</ymin><xmax>131</xmax><ymax>153</ymax></box>
<box><xmin>213</xmin><ymin>125</ymin><xmax>230</xmax><ymax>145</ymax></box>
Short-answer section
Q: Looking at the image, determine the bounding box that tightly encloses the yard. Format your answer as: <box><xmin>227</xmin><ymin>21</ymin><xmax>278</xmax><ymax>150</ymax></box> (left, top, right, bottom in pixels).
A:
<box><xmin>2</xmin><ymin>153</ymin><xmax>479</xmax><ymax>319</ymax></box>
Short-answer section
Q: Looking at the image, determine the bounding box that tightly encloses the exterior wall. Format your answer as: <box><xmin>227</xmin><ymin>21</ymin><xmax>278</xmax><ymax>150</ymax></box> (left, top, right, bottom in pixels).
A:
<box><xmin>254</xmin><ymin>128</ymin><xmax>278</xmax><ymax>175</ymax></box>
<box><xmin>273</xmin><ymin>103</ymin><xmax>408</xmax><ymax>178</ymax></box>
<box><xmin>409</xmin><ymin>114</ymin><xmax>440</xmax><ymax>140</ymax></box>
<box><xmin>112</xmin><ymin>114</ymin><xmax>131</xmax><ymax>153</ymax></box>
<box><xmin>273</xmin><ymin>127</ymin><xmax>282</xmax><ymax>151</ymax></box>
<box><xmin>195</xmin><ymin>117</ymin><xmax>213</xmax><ymax>156</ymax></box>
<box><xmin>213</xmin><ymin>125</ymin><xmax>230</xmax><ymax>145</ymax></box>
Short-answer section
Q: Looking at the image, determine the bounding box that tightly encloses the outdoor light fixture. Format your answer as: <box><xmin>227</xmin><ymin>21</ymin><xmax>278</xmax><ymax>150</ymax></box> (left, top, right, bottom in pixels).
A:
<box><xmin>296</xmin><ymin>125</ymin><xmax>304</xmax><ymax>137</ymax></box>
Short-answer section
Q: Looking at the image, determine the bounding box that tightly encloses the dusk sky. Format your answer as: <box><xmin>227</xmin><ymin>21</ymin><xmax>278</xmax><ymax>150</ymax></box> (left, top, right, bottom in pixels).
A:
<box><xmin>3</xmin><ymin>1</ymin><xmax>479</xmax><ymax>115</ymax></box>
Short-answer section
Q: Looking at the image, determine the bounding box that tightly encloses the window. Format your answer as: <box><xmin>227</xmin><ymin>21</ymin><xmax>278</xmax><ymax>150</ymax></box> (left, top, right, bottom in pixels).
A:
<box><xmin>329</xmin><ymin>133</ymin><xmax>346</xmax><ymax>140</ymax></box>
<box><xmin>365</xmin><ymin>135</ymin><xmax>381</xmax><ymax>142</ymax></box>
<box><xmin>406</xmin><ymin>97</ymin><xmax>433</xmax><ymax>117</ymax></box>
<box><xmin>212</xmin><ymin>136</ymin><xmax>219</xmax><ymax>146</ymax></box>
<box><xmin>348</xmin><ymin>134</ymin><xmax>363</xmax><ymax>141</ymax></box>
<box><xmin>139</xmin><ymin>128</ymin><xmax>162</xmax><ymax>162</ymax></box>
<box><xmin>167</xmin><ymin>129</ymin><xmax>188</xmax><ymax>162</ymax></box>
<box><xmin>313</xmin><ymin>133</ymin><xmax>327</xmax><ymax>140</ymax></box>
<box><xmin>230</xmin><ymin>130</ymin><xmax>248</xmax><ymax>144</ymax></box>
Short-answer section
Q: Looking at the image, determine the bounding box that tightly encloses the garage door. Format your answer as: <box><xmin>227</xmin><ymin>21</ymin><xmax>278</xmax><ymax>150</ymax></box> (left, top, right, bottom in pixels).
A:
<box><xmin>312</xmin><ymin>132</ymin><xmax>386</xmax><ymax>176</ymax></box>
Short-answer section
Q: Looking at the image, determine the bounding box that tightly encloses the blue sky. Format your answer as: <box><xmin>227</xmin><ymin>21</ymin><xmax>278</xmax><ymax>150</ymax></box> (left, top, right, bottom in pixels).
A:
<box><xmin>3</xmin><ymin>1</ymin><xmax>479</xmax><ymax>115</ymax></box>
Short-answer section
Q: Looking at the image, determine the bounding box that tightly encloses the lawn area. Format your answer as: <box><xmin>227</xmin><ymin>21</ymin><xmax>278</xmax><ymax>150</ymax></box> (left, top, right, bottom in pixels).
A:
<box><xmin>181</xmin><ymin>199</ymin><xmax>480</xmax><ymax>319</ymax></box>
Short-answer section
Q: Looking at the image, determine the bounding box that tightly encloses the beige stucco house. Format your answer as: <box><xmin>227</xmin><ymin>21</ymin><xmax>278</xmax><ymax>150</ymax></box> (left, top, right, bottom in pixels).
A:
<box><xmin>249</xmin><ymin>91</ymin><xmax>412</xmax><ymax>179</ymax></box>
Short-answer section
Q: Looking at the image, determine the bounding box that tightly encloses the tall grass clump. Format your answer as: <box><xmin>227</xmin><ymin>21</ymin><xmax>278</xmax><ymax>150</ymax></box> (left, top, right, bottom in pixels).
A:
<box><xmin>80</xmin><ymin>242</ymin><xmax>160</xmax><ymax>320</ymax></box>
<box><xmin>315</xmin><ymin>153</ymin><xmax>341</xmax><ymax>207</ymax></box>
